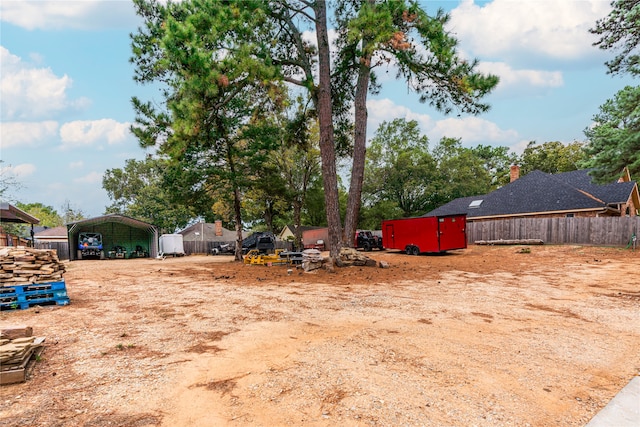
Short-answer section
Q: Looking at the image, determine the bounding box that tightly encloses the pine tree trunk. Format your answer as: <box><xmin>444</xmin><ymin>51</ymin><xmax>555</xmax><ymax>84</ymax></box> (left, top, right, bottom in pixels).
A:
<box><xmin>344</xmin><ymin>46</ymin><xmax>372</xmax><ymax>247</ymax></box>
<box><xmin>233</xmin><ymin>188</ymin><xmax>244</xmax><ymax>262</ymax></box>
<box><xmin>314</xmin><ymin>0</ymin><xmax>342</xmax><ymax>259</ymax></box>
<box><xmin>293</xmin><ymin>199</ymin><xmax>303</xmax><ymax>251</ymax></box>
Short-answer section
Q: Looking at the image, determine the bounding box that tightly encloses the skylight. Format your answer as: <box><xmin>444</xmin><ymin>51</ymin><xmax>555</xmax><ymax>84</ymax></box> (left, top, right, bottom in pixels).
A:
<box><xmin>469</xmin><ymin>200</ymin><xmax>483</xmax><ymax>208</ymax></box>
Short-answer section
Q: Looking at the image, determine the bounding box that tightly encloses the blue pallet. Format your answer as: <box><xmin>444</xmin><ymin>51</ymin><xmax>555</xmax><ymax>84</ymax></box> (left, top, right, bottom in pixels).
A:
<box><xmin>0</xmin><ymin>281</ymin><xmax>69</xmax><ymax>311</ymax></box>
<box><xmin>0</xmin><ymin>297</ymin><xmax>70</xmax><ymax>311</ymax></box>
<box><xmin>0</xmin><ymin>281</ymin><xmax>66</xmax><ymax>295</ymax></box>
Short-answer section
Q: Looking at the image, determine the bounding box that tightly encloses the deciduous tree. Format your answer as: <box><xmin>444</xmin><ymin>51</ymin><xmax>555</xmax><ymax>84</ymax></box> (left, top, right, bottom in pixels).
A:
<box><xmin>431</xmin><ymin>137</ymin><xmax>493</xmax><ymax>209</ymax></box>
<box><xmin>103</xmin><ymin>158</ymin><xmax>194</xmax><ymax>232</ymax></box>
<box><xmin>363</xmin><ymin>119</ymin><xmax>436</xmax><ymax>218</ymax></box>
<box><xmin>16</xmin><ymin>203</ymin><xmax>63</xmax><ymax>228</ymax></box>
<box><xmin>519</xmin><ymin>141</ymin><xmax>586</xmax><ymax>175</ymax></box>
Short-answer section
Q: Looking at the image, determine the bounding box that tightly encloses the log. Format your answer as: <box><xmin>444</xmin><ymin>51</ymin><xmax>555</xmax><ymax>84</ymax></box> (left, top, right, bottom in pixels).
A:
<box><xmin>475</xmin><ymin>239</ymin><xmax>544</xmax><ymax>246</ymax></box>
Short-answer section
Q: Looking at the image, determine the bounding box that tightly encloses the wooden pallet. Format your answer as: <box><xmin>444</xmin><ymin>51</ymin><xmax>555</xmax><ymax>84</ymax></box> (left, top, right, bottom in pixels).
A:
<box><xmin>0</xmin><ymin>337</ymin><xmax>45</xmax><ymax>385</ymax></box>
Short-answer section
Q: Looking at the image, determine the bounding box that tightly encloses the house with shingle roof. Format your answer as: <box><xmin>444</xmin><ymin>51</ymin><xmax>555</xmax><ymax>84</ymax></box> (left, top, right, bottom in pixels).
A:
<box><xmin>180</xmin><ymin>220</ymin><xmax>248</xmax><ymax>242</ymax></box>
<box><xmin>278</xmin><ymin>224</ymin><xmax>326</xmax><ymax>241</ymax></box>
<box><xmin>427</xmin><ymin>166</ymin><xmax>639</xmax><ymax>221</ymax></box>
<box><xmin>34</xmin><ymin>226</ymin><xmax>69</xmax><ymax>243</ymax></box>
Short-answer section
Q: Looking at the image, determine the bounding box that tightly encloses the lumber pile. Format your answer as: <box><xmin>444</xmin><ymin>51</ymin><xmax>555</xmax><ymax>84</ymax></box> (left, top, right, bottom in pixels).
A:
<box><xmin>0</xmin><ymin>247</ymin><xmax>66</xmax><ymax>285</ymax></box>
<box><xmin>0</xmin><ymin>325</ymin><xmax>46</xmax><ymax>385</ymax></box>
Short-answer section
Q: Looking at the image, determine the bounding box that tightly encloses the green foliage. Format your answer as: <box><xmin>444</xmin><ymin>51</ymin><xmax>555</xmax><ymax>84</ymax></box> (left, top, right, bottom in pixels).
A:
<box><xmin>359</xmin><ymin>200</ymin><xmax>403</xmax><ymax>230</ymax></box>
<box><xmin>470</xmin><ymin>145</ymin><xmax>518</xmax><ymax>187</ymax></box>
<box><xmin>15</xmin><ymin>203</ymin><xmax>63</xmax><ymax>227</ymax></box>
<box><xmin>242</xmin><ymin>100</ymin><xmax>323</xmax><ymax>235</ymax></box>
<box><xmin>590</xmin><ymin>0</ymin><xmax>640</xmax><ymax>77</ymax></box>
<box><xmin>130</xmin><ymin>0</ymin><xmax>286</xmax><ymax>243</ymax></box>
<box><xmin>103</xmin><ymin>158</ymin><xmax>194</xmax><ymax>233</ymax></box>
<box><xmin>128</xmin><ymin>0</ymin><xmax>499</xmax><ymax>253</ymax></box>
<box><xmin>519</xmin><ymin>141</ymin><xmax>586</xmax><ymax>175</ymax></box>
<box><xmin>582</xmin><ymin>85</ymin><xmax>640</xmax><ymax>181</ymax></box>
<box><xmin>363</xmin><ymin>118</ymin><xmax>511</xmax><ymax>220</ymax></box>
<box><xmin>334</xmin><ymin>0</ymin><xmax>499</xmax><ymax>115</ymax></box>
<box><xmin>301</xmin><ymin>178</ymin><xmax>328</xmax><ymax>227</ymax></box>
<box><xmin>364</xmin><ymin>119</ymin><xmax>436</xmax><ymax>217</ymax></box>
<box><xmin>333</xmin><ymin>0</ymin><xmax>498</xmax><ymax>245</ymax></box>
<box><xmin>431</xmin><ymin>137</ymin><xmax>494</xmax><ymax>208</ymax></box>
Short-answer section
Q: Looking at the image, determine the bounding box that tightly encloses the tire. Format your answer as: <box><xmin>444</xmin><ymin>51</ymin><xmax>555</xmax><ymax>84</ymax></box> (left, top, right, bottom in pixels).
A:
<box><xmin>405</xmin><ymin>246</ymin><xmax>413</xmax><ymax>255</ymax></box>
<box><xmin>412</xmin><ymin>246</ymin><xmax>420</xmax><ymax>256</ymax></box>
<box><xmin>363</xmin><ymin>242</ymin><xmax>371</xmax><ymax>252</ymax></box>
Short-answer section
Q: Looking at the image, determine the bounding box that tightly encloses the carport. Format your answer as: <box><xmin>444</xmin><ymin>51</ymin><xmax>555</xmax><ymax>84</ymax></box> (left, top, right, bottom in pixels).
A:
<box><xmin>0</xmin><ymin>202</ymin><xmax>40</xmax><ymax>246</ymax></box>
<box><xmin>67</xmin><ymin>214</ymin><xmax>158</xmax><ymax>260</ymax></box>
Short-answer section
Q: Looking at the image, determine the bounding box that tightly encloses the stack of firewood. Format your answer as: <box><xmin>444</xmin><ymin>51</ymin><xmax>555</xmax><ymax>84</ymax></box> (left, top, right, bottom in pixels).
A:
<box><xmin>0</xmin><ymin>247</ymin><xmax>65</xmax><ymax>285</ymax></box>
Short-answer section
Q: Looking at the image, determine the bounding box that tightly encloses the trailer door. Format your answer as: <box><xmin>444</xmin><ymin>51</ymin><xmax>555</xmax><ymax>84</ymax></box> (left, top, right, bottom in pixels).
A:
<box><xmin>384</xmin><ymin>223</ymin><xmax>395</xmax><ymax>250</ymax></box>
<box><xmin>438</xmin><ymin>216</ymin><xmax>467</xmax><ymax>251</ymax></box>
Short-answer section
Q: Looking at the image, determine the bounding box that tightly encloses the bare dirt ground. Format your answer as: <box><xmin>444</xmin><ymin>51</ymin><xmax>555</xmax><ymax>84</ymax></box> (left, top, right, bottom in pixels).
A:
<box><xmin>1</xmin><ymin>244</ymin><xmax>639</xmax><ymax>427</ymax></box>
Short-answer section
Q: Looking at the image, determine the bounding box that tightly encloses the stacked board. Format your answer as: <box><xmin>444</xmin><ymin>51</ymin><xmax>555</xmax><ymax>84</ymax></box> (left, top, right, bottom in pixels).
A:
<box><xmin>0</xmin><ymin>247</ymin><xmax>66</xmax><ymax>285</ymax></box>
<box><xmin>0</xmin><ymin>327</ymin><xmax>46</xmax><ymax>385</ymax></box>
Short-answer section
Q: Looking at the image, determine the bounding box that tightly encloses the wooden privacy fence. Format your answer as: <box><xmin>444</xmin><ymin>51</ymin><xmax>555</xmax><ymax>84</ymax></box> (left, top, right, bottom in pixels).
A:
<box><xmin>183</xmin><ymin>239</ymin><xmax>293</xmax><ymax>255</ymax></box>
<box><xmin>34</xmin><ymin>242</ymin><xmax>70</xmax><ymax>260</ymax></box>
<box><xmin>467</xmin><ymin>217</ymin><xmax>640</xmax><ymax>247</ymax></box>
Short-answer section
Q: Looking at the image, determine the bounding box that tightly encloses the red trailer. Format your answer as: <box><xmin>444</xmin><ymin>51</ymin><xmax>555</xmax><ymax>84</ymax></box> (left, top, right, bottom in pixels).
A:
<box><xmin>381</xmin><ymin>214</ymin><xmax>467</xmax><ymax>255</ymax></box>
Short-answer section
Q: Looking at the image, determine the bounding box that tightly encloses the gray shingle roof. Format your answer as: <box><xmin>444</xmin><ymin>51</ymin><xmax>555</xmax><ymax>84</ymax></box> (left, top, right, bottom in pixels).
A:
<box><xmin>179</xmin><ymin>222</ymin><xmax>245</xmax><ymax>241</ymax></box>
<box><xmin>427</xmin><ymin>195</ymin><xmax>482</xmax><ymax>217</ymax></box>
<box><xmin>554</xmin><ymin>169</ymin><xmax>636</xmax><ymax>204</ymax></box>
<box><xmin>34</xmin><ymin>226</ymin><xmax>68</xmax><ymax>238</ymax></box>
<box><xmin>426</xmin><ymin>169</ymin><xmax>636</xmax><ymax>218</ymax></box>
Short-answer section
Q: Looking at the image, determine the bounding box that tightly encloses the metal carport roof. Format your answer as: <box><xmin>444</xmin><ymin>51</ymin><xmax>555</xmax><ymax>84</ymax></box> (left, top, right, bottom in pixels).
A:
<box><xmin>66</xmin><ymin>214</ymin><xmax>158</xmax><ymax>260</ymax></box>
<box><xmin>0</xmin><ymin>202</ymin><xmax>40</xmax><ymax>224</ymax></box>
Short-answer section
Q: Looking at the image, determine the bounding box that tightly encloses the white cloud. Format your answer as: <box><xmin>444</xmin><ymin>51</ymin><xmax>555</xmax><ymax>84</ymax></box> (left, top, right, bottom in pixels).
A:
<box><xmin>477</xmin><ymin>61</ymin><xmax>563</xmax><ymax>94</ymax></box>
<box><xmin>449</xmin><ymin>0</ymin><xmax>611</xmax><ymax>65</ymax></box>
<box><xmin>367</xmin><ymin>98</ymin><xmax>519</xmax><ymax>146</ymax></box>
<box><xmin>0</xmin><ymin>121</ymin><xmax>59</xmax><ymax>148</ymax></box>
<box><xmin>59</xmin><ymin>119</ymin><xmax>132</xmax><ymax>149</ymax></box>
<box><xmin>367</xmin><ymin>98</ymin><xmax>434</xmax><ymax>135</ymax></box>
<box><xmin>2</xmin><ymin>163</ymin><xmax>36</xmax><ymax>178</ymax></box>
<box><xmin>73</xmin><ymin>171</ymin><xmax>103</xmax><ymax>184</ymax></box>
<box><xmin>69</xmin><ymin>161</ymin><xmax>84</xmax><ymax>169</ymax></box>
<box><xmin>0</xmin><ymin>0</ymin><xmax>137</xmax><ymax>31</ymax></box>
<box><xmin>430</xmin><ymin>116</ymin><xmax>519</xmax><ymax>145</ymax></box>
<box><xmin>0</xmin><ymin>47</ymin><xmax>90</xmax><ymax>120</ymax></box>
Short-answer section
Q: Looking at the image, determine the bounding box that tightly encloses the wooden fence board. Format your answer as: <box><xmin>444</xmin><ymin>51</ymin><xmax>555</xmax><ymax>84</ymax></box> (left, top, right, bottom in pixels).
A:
<box><xmin>33</xmin><ymin>242</ymin><xmax>69</xmax><ymax>260</ymax></box>
<box><xmin>467</xmin><ymin>217</ymin><xmax>639</xmax><ymax>247</ymax></box>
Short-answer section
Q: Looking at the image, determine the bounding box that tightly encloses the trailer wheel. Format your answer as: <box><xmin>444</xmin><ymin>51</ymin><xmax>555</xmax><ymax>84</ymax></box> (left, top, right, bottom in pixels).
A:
<box><xmin>405</xmin><ymin>246</ymin><xmax>413</xmax><ymax>255</ymax></box>
<box><xmin>411</xmin><ymin>246</ymin><xmax>420</xmax><ymax>256</ymax></box>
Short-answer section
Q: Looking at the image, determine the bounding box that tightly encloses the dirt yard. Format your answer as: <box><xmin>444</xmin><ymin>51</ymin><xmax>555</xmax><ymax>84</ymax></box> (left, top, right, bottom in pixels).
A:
<box><xmin>1</xmin><ymin>244</ymin><xmax>639</xmax><ymax>427</ymax></box>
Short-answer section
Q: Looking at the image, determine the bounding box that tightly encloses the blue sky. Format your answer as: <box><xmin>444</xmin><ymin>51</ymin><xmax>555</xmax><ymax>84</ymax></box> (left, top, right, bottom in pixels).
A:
<box><xmin>1</xmin><ymin>0</ymin><xmax>635</xmax><ymax>219</ymax></box>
